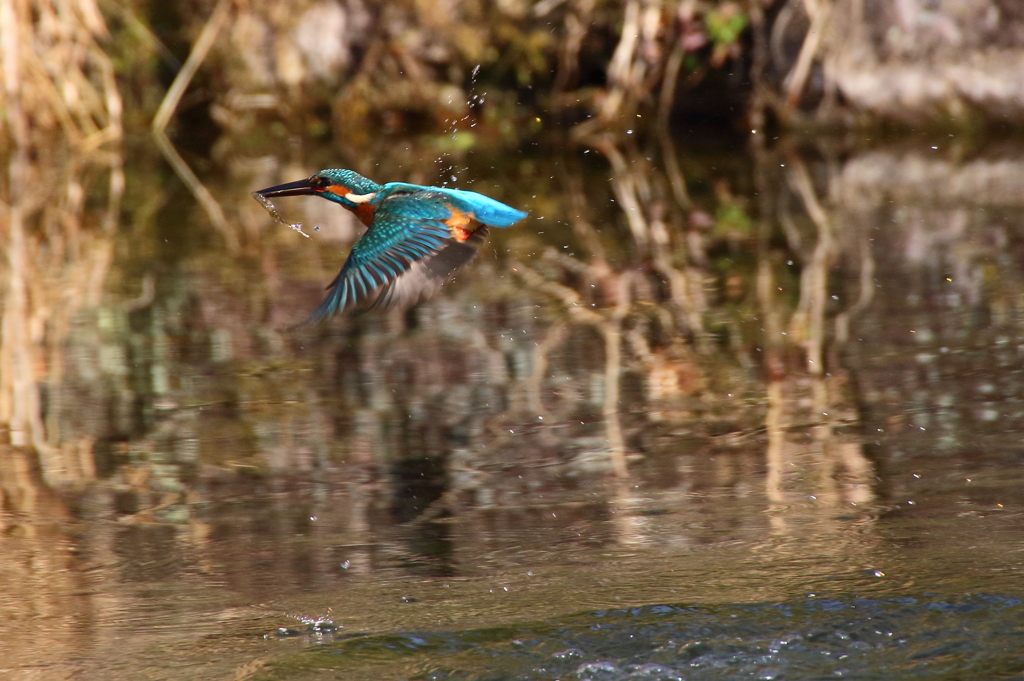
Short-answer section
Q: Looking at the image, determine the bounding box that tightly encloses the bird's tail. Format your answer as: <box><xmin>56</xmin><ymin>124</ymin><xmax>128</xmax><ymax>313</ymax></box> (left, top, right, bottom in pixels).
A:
<box><xmin>436</xmin><ymin>188</ymin><xmax>527</xmax><ymax>228</ymax></box>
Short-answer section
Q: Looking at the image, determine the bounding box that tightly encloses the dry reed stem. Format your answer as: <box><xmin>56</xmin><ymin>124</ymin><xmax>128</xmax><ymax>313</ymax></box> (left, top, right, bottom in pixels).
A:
<box><xmin>0</xmin><ymin>0</ymin><xmax>122</xmax><ymax>150</ymax></box>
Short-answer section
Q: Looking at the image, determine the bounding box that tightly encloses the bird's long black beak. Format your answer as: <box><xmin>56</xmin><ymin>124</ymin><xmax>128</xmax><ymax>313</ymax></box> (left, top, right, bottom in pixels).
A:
<box><xmin>255</xmin><ymin>177</ymin><xmax>318</xmax><ymax>198</ymax></box>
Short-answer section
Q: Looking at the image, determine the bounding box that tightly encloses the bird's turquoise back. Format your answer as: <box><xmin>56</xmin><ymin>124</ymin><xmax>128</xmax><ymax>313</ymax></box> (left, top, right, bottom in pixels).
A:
<box><xmin>379</xmin><ymin>183</ymin><xmax>527</xmax><ymax>228</ymax></box>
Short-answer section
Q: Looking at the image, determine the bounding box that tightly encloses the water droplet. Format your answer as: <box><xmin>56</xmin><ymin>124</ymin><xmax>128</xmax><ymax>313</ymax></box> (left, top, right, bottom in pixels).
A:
<box><xmin>340</xmin><ymin>560</ymin><xmax>350</xmax><ymax>569</ymax></box>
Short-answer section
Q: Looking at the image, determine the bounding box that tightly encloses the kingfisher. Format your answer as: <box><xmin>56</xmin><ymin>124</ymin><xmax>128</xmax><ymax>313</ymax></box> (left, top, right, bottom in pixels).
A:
<box><xmin>255</xmin><ymin>169</ymin><xmax>527</xmax><ymax>323</ymax></box>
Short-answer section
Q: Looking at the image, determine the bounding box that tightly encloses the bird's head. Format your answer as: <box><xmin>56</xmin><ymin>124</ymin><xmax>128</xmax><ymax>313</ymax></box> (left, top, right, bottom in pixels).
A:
<box><xmin>256</xmin><ymin>169</ymin><xmax>381</xmax><ymax>210</ymax></box>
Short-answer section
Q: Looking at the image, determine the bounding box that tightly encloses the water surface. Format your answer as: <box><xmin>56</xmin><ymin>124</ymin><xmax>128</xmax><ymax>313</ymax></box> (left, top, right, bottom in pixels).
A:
<box><xmin>1</xmin><ymin>131</ymin><xmax>1023</xmax><ymax>680</ymax></box>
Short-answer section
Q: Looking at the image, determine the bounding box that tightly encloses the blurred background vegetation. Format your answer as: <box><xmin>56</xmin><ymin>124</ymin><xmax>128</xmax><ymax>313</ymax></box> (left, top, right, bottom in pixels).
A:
<box><xmin>7</xmin><ymin>0</ymin><xmax>1024</xmax><ymax>157</ymax></box>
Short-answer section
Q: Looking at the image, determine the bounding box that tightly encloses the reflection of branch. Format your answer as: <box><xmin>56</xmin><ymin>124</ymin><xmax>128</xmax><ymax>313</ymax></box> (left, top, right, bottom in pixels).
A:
<box><xmin>527</xmin><ymin>323</ymin><xmax>568</xmax><ymax>417</ymax></box>
<box><xmin>788</xmin><ymin>155</ymin><xmax>832</xmax><ymax>375</ymax></box>
<box><xmin>765</xmin><ymin>380</ymin><xmax>786</xmax><ymax>526</ymax></box>
<box><xmin>101</xmin><ymin>153</ymin><xmax>125</xmax><ymax>233</ymax></box>
<box><xmin>151</xmin><ymin>0</ymin><xmax>237</xmax><ymax>253</ymax></box>
<box><xmin>596</xmin><ymin>137</ymin><xmax>650</xmax><ymax>250</ymax></box>
<box><xmin>0</xmin><ymin>201</ymin><xmax>53</xmax><ymax>463</ymax></box>
<box><xmin>835</xmin><ymin>233</ymin><xmax>875</xmax><ymax>343</ymax></box>
<box><xmin>512</xmin><ymin>261</ymin><xmax>630</xmax><ymax>478</ymax></box>
<box><xmin>564</xmin><ymin>170</ymin><xmax>609</xmax><ymax>262</ymax></box>
<box><xmin>777</xmin><ymin>192</ymin><xmax>807</xmax><ymax>258</ymax></box>
<box><xmin>657</xmin><ymin>37</ymin><xmax>686</xmax><ymax>130</ymax></box>
<box><xmin>124</xmin><ymin>273</ymin><xmax>156</xmax><ymax>312</ymax></box>
<box><xmin>610</xmin><ymin>475</ymin><xmax>647</xmax><ymax>545</ymax></box>
<box><xmin>660</xmin><ymin>133</ymin><xmax>692</xmax><ymax>211</ymax></box>
<box><xmin>652</xmin><ymin>252</ymin><xmax>705</xmax><ymax>338</ymax></box>
<box><xmin>595</xmin><ymin>136</ymin><xmax>706</xmax><ymax>338</ymax></box>
<box><xmin>755</xmin><ymin>147</ymin><xmax>879</xmax><ymax>535</ymax></box>
<box><xmin>601</xmin><ymin>313</ymin><xmax>629</xmax><ymax>479</ymax></box>
<box><xmin>511</xmin><ymin>260</ymin><xmax>603</xmax><ymax>324</ymax></box>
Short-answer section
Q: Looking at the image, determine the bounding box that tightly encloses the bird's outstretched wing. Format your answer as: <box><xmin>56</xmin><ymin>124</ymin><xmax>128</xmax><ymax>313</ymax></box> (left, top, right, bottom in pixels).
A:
<box><xmin>371</xmin><ymin>225</ymin><xmax>489</xmax><ymax>311</ymax></box>
<box><xmin>304</xmin><ymin>189</ymin><xmax>494</xmax><ymax>324</ymax></box>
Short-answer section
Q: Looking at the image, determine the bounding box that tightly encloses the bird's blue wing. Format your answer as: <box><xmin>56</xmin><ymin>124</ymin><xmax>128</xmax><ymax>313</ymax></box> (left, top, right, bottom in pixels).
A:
<box><xmin>305</xmin><ymin>189</ymin><xmax>507</xmax><ymax>322</ymax></box>
<box><xmin>305</xmin><ymin>194</ymin><xmax>453</xmax><ymax>322</ymax></box>
<box><xmin>371</xmin><ymin>225</ymin><xmax>490</xmax><ymax>312</ymax></box>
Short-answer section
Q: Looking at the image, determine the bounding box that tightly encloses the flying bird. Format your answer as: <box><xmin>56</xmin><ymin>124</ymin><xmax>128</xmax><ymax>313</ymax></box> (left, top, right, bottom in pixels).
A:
<box><xmin>255</xmin><ymin>169</ymin><xmax>527</xmax><ymax>323</ymax></box>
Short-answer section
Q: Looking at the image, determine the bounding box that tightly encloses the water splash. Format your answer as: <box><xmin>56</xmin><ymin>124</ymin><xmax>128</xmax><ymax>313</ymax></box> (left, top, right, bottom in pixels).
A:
<box><xmin>253</xmin><ymin>192</ymin><xmax>314</xmax><ymax>238</ymax></box>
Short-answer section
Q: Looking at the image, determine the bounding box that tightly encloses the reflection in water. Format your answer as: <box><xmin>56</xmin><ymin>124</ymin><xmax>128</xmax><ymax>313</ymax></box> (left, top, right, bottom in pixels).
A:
<box><xmin>1</xmin><ymin>161</ymin><xmax>119</xmax><ymax>483</ymax></box>
<box><xmin>3</xmin><ymin>132</ymin><xmax>1024</xmax><ymax>678</ymax></box>
<box><xmin>1</xmin><ymin>140</ymin><xmax>122</xmax><ymax>490</ymax></box>
<box><xmin>1</xmin><ymin>0</ymin><xmax>122</xmax><ymax>496</ymax></box>
<box><xmin>757</xmin><ymin>150</ymin><xmax>875</xmax><ymax>538</ymax></box>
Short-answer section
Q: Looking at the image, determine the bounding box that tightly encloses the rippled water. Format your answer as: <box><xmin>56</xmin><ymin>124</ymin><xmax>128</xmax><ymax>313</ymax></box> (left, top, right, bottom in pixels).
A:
<box><xmin>2</xmin><ymin>131</ymin><xmax>1024</xmax><ymax>680</ymax></box>
<box><xmin>266</xmin><ymin>595</ymin><xmax>1024</xmax><ymax>681</ymax></box>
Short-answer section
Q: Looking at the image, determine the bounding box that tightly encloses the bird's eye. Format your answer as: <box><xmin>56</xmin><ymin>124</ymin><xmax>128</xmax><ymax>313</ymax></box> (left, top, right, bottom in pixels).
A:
<box><xmin>311</xmin><ymin>176</ymin><xmax>331</xmax><ymax>189</ymax></box>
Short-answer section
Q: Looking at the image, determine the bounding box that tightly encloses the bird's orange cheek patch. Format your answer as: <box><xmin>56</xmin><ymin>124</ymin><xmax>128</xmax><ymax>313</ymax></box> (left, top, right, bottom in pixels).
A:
<box><xmin>444</xmin><ymin>207</ymin><xmax>475</xmax><ymax>242</ymax></box>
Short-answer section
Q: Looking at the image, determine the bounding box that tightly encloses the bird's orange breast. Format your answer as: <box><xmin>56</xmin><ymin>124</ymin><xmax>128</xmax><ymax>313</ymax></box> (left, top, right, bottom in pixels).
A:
<box><xmin>353</xmin><ymin>202</ymin><xmax>376</xmax><ymax>226</ymax></box>
<box><xmin>443</xmin><ymin>205</ymin><xmax>479</xmax><ymax>242</ymax></box>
